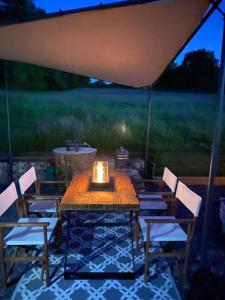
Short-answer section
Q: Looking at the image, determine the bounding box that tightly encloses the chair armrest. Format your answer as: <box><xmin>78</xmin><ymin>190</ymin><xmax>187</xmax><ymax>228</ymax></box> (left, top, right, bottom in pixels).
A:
<box><xmin>139</xmin><ymin>191</ymin><xmax>169</xmax><ymax>195</ymax></box>
<box><xmin>25</xmin><ymin>198</ymin><xmax>60</xmax><ymax>204</ymax></box>
<box><xmin>143</xmin><ymin>179</ymin><xmax>162</xmax><ymax>185</ymax></box>
<box><xmin>24</xmin><ymin>194</ymin><xmax>61</xmax><ymax>199</ymax></box>
<box><xmin>0</xmin><ymin>221</ymin><xmax>50</xmax><ymax>228</ymax></box>
<box><xmin>144</xmin><ymin>218</ymin><xmax>193</xmax><ymax>224</ymax></box>
<box><xmin>138</xmin><ymin>191</ymin><xmax>174</xmax><ymax>199</ymax></box>
<box><xmin>138</xmin><ymin>191</ymin><xmax>161</xmax><ymax>195</ymax></box>
<box><xmin>38</xmin><ymin>180</ymin><xmax>69</xmax><ymax>187</ymax></box>
<box><xmin>138</xmin><ymin>192</ymin><xmax>162</xmax><ymax>200</ymax></box>
<box><xmin>36</xmin><ymin>179</ymin><xmax>69</xmax><ymax>194</ymax></box>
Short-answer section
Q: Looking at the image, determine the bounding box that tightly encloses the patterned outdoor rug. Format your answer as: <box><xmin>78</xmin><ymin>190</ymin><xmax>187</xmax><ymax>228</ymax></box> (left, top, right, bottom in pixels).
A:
<box><xmin>10</xmin><ymin>212</ymin><xmax>181</xmax><ymax>300</ymax></box>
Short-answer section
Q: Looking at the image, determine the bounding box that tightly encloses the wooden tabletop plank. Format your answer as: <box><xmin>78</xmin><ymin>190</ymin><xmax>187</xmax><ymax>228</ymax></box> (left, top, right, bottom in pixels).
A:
<box><xmin>59</xmin><ymin>171</ymin><xmax>139</xmax><ymax>211</ymax></box>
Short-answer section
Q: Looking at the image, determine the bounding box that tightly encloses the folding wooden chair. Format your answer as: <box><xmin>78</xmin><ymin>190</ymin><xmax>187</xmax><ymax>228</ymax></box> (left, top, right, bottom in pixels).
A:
<box><xmin>137</xmin><ymin>167</ymin><xmax>178</xmax><ymax>213</ymax></box>
<box><xmin>18</xmin><ymin>166</ymin><xmax>68</xmax><ymax>218</ymax></box>
<box><xmin>0</xmin><ymin>182</ymin><xmax>59</xmax><ymax>287</ymax></box>
<box><xmin>137</xmin><ymin>181</ymin><xmax>202</xmax><ymax>282</ymax></box>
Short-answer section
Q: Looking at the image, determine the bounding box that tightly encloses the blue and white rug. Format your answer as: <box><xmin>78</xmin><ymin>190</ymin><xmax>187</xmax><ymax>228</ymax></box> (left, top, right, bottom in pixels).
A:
<box><xmin>11</xmin><ymin>212</ymin><xmax>181</xmax><ymax>300</ymax></box>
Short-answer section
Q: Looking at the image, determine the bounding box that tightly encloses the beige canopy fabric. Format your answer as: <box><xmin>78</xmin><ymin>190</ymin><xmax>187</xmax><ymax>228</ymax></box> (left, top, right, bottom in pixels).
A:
<box><xmin>0</xmin><ymin>0</ymin><xmax>210</xmax><ymax>87</ymax></box>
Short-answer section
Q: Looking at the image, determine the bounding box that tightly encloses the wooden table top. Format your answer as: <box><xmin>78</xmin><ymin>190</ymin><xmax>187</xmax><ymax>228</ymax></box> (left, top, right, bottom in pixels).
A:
<box><xmin>59</xmin><ymin>171</ymin><xmax>139</xmax><ymax>211</ymax></box>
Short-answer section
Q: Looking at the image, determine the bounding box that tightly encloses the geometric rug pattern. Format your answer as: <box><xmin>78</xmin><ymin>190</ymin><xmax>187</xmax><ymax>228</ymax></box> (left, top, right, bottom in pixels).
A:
<box><xmin>11</xmin><ymin>212</ymin><xmax>181</xmax><ymax>300</ymax></box>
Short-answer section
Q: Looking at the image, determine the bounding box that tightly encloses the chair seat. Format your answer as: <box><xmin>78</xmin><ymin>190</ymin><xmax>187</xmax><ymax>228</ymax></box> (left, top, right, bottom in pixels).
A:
<box><xmin>138</xmin><ymin>193</ymin><xmax>162</xmax><ymax>200</ymax></box>
<box><xmin>4</xmin><ymin>218</ymin><xmax>58</xmax><ymax>246</ymax></box>
<box><xmin>138</xmin><ymin>216</ymin><xmax>187</xmax><ymax>242</ymax></box>
<box><xmin>140</xmin><ymin>200</ymin><xmax>167</xmax><ymax>210</ymax></box>
<box><xmin>29</xmin><ymin>200</ymin><xmax>57</xmax><ymax>213</ymax></box>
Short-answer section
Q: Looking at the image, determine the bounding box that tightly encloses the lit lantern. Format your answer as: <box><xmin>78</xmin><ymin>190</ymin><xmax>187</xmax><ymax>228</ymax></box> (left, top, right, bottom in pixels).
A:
<box><xmin>92</xmin><ymin>161</ymin><xmax>109</xmax><ymax>184</ymax></box>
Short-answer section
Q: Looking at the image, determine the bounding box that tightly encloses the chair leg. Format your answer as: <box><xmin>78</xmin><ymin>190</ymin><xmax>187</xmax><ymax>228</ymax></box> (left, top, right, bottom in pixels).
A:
<box><xmin>7</xmin><ymin>246</ymin><xmax>20</xmax><ymax>283</ymax></box>
<box><xmin>42</xmin><ymin>261</ymin><xmax>50</xmax><ymax>287</ymax></box>
<box><xmin>134</xmin><ymin>211</ymin><xmax>141</xmax><ymax>249</ymax></box>
<box><xmin>183</xmin><ymin>240</ymin><xmax>191</xmax><ymax>281</ymax></box>
<box><xmin>174</xmin><ymin>257</ymin><xmax>182</xmax><ymax>278</ymax></box>
<box><xmin>41</xmin><ymin>262</ymin><xmax>44</xmax><ymax>282</ymax></box>
<box><xmin>55</xmin><ymin>220</ymin><xmax>63</xmax><ymax>245</ymax></box>
<box><xmin>44</xmin><ymin>245</ymin><xmax>50</xmax><ymax>287</ymax></box>
<box><xmin>135</xmin><ymin>216</ymin><xmax>140</xmax><ymax>249</ymax></box>
<box><xmin>130</xmin><ymin>211</ymin><xmax>133</xmax><ymax>223</ymax></box>
<box><xmin>0</xmin><ymin>246</ymin><xmax>7</xmax><ymax>289</ymax></box>
<box><xmin>144</xmin><ymin>242</ymin><xmax>150</xmax><ymax>282</ymax></box>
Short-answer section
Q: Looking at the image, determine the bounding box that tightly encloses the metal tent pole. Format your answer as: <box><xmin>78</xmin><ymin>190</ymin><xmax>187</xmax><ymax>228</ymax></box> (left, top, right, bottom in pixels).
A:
<box><xmin>4</xmin><ymin>60</ymin><xmax>13</xmax><ymax>182</ymax></box>
<box><xmin>144</xmin><ymin>86</ymin><xmax>152</xmax><ymax>177</ymax></box>
<box><xmin>200</xmin><ymin>13</ymin><xmax>225</xmax><ymax>264</ymax></box>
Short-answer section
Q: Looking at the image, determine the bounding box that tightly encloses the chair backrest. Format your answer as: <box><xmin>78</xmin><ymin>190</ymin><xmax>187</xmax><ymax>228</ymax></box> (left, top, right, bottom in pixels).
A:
<box><xmin>0</xmin><ymin>182</ymin><xmax>18</xmax><ymax>216</ymax></box>
<box><xmin>162</xmin><ymin>167</ymin><xmax>177</xmax><ymax>193</ymax></box>
<box><xmin>19</xmin><ymin>166</ymin><xmax>37</xmax><ymax>195</ymax></box>
<box><xmin>175</xmin><ymin>181</ymin><xmax>202</xmax><ymax>217</ymax></box>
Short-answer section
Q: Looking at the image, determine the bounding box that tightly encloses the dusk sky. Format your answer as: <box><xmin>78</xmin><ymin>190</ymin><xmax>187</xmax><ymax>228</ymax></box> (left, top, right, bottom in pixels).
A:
<box><xmin>34</xmin><ymin>0</ymin><xmax>225</xmax><ymax>65</ymax></box>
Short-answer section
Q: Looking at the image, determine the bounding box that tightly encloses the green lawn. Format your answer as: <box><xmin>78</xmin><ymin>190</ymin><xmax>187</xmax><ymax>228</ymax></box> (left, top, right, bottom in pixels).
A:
<box><xmin>0</xmin><ymin>88</ymin><xmax>224</xmax><ymax>176</ymax></box>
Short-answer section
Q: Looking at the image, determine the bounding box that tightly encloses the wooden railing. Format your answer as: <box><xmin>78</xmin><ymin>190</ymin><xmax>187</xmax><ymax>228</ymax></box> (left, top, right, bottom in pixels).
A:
<box><xmin>155</xmin><ymin>176</ymin><xmax>225</xmax><ymax>186</ymax></box>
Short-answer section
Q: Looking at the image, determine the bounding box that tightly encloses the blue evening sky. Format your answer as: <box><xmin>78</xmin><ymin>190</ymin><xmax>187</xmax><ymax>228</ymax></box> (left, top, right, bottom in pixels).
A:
<box><xmin>35</xmin><ymin>0</ymin><xmax>224</xmax><ymax>65</ymax></box>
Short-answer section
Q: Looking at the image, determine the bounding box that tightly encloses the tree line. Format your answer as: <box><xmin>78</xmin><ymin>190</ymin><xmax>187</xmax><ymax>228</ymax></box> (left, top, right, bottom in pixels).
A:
<box><xmin>0</xmin><ymin>0</ymin><xmax>98</xmax><ymax>90</ymax></box>
<box><xmin>0</xmin><ymin>49</ymin><xmax>220</xmax><ymax>91</ymax></box>
<box><xmin>0</xmin><ymin>60</ymin><xmax>90</xmax><ymax>90</ymax></box>
<box><xmin>156</xmin><ymin>49</ymin><xmax>219</xmax><ymax>92</ymax></box>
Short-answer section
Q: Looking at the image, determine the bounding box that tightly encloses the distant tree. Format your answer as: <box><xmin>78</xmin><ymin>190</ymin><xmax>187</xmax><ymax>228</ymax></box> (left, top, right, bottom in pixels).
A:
<box><xmin>178</xmin><ymin>49</ymin><xmax>219</xmax><ymax>91</ymax></box>
<box><xmin>0</xmin><ymin>60</ymin><xmax>92</xmax><ymax>91</ymax></box>
<box><xmin>0</xmin><ymin>1</ymin><xmax>92</xmax><ymax>91</ymax></box>
<box><xmin>44</xmin><ymin>69</ymin><xmax>68</xmax><ymax>90</ymax></box>
<box><xmin>66</xmin><ymin>73</ymin><xmax>89</xmax><ymax>88</ymax></box>
<box><xmin>0</xmin><ymin>0</ymin><xmax>45</xmax><ymax>20</ymax></box>
<box><xmin>155</xmin><ymin>62</ymin><xmax>178</xmax><ymax>89</ymax></box>
<box><xmin>156</xmin><ymin>49</ymin><xmax>219</xmax><ymax>91</ymax></box>
<box><xmin>8</xmin><ymin>62</ymin><xmax>46</xmax><ymax>90</ymax></box>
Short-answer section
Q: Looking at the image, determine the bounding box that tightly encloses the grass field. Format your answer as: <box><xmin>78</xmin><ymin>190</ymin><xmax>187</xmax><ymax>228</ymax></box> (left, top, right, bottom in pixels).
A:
<box><xmin>0</xmin><ymin>88</ymin><xmax>225</xmax><ymax>176</ymax></box>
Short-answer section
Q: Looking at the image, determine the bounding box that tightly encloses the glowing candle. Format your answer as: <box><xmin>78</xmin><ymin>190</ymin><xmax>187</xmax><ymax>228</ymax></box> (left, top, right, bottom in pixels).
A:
<box><xmin>92</xmin><ymin>161</ymin><xmax>109</xmax><ymax>184</ymax></box>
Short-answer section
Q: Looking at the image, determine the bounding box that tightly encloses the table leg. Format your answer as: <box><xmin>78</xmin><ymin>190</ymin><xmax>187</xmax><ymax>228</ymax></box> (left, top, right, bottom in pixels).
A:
<box><xmin>129</xmin><ymin>210</ymin><xmax>135</xmax><ymax>274</ymax></box>
<box><xmin>134</xmin><ymin>210</ymin><xmax>140</xmax><ymax>249</ymax></box>
<box><xmin>64</xmin><ymin>210</ymin><xmax>136</xmax><ymax>280</ymax></box>
<box><xmin>64</xmin><ymin>210</ymin><xmax>71</xmax><ymax>275</ymax></box>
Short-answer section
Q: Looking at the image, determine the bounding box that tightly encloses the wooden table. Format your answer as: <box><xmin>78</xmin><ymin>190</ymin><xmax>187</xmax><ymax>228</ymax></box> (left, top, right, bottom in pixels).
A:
<box><xmin>59</xmin><ymin>171</ymin><xmax>140</xmax><ymax>279</ymax></box>
<box><xmin>60</xmin><ymin>170</ymin><xmax>139</xmax><ymax>211</ymax></box>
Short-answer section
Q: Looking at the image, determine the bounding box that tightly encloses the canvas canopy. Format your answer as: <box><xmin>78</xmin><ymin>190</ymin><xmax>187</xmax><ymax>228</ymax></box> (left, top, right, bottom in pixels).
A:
<box><xmin>0</xmin><ymin>0</ymin><xmax>212</xmax><ymax>87</ymax></box>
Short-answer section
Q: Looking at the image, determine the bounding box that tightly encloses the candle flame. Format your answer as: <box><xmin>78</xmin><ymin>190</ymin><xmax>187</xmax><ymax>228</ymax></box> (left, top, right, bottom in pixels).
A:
<box><xmin>92</xmin><ymin>160</ymin><xmax>109</xmax><ymax>184</ymax></box>
<box><xmin>96</xmin><ymin>161</ymin><xmax>104</xmax><ymax>183</ymax></box>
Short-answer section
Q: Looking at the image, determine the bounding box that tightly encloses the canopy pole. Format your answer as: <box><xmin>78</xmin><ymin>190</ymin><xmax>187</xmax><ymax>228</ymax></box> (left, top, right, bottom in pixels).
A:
<box><xmin>200</xmin><ymin>13</ymin><xmax>225</xmax><ymax>264</ymax></box>
<box><xmin>144</xmin><ymin>86</ymin><xmax>152</xmax><ymax>177</ymax></box>
<box><xmin>4</xmin><ymin>60</ymin><xmax>13</xmax><ymax>182</ymax></box>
